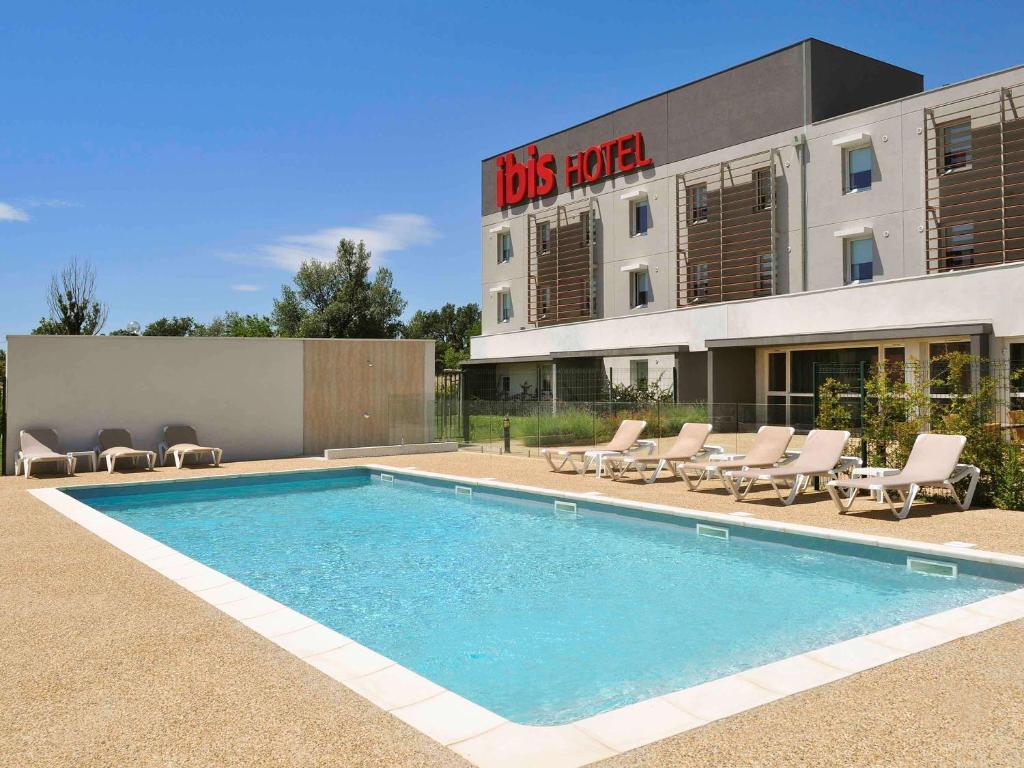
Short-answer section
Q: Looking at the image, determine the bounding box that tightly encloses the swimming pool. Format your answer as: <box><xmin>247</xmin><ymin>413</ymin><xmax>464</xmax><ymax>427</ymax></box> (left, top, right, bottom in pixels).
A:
<box><xmin>62</xmin><ymin>467</ymin><xmax>1024</xmax><ymax>728</ymax></box>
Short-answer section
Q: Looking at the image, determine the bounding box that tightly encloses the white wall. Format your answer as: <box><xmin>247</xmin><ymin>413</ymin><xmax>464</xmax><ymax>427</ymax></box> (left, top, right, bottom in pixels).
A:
<box><xmin>470</xmin><ymin>261</ymin><xmax>1024</xmax><ymax>360</ymax></box>
<box><xmin>5</xmin><ymin>336</ymin><xmax>305</xmax><ymax>473</ymax></box>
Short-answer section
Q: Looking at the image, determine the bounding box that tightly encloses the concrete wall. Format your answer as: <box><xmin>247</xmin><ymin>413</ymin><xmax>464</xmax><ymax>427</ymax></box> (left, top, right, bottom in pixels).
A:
<box><xmin>4</xmin><ymin>336</ymin><xmax>434</xmax><ymax>473</ymax></box>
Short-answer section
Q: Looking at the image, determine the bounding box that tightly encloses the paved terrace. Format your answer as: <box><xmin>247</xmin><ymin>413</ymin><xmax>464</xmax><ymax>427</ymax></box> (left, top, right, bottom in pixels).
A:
<box><xmin>2</xmin><ymin>451</ymin><xmax>1023</xmax><ymax>767</ymax></box>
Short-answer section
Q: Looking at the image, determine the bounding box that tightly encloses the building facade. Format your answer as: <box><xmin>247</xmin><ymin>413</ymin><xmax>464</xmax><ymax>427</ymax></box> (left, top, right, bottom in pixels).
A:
<box><xmin>468</xmin><ymin>39</ymin><xmax>1024</xmax><ymax>419</ymax></box>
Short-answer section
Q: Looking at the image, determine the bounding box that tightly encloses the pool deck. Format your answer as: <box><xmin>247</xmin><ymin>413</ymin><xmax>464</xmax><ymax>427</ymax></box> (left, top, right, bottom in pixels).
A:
<box><xmin>3</xmin><ymin>451</ymin><xmax>1024</xmax><ymax>767</ymax></box>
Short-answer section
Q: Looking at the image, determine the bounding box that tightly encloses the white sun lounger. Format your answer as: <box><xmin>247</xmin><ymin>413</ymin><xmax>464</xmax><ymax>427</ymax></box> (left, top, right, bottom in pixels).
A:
<box><xmin>676</xmin><ymin>425</ymin><xmax>795</xmax><ymax>491</ymax></box>
<box><xmin>827</xmin><ymin>433</ymin><xmax>980</xmax><ymax>519</ymax></box>
<box><xmin>158</xmin><ymin>425</ymin><xmax>223</xmax><ymax>468</ymax></box>
<box><xmin>15</xmin><ymin>428</ymin><xmax>75</xmax><ymax>478</ymax></box>
<box><xmin>96</xmin><ymin>428</ymin><xmax>156</xmax><ymax>473</ymax></box>
<box><xmin>605</xmin><ymin>422</ymin><xmax>718</xmax><ymax>482</ymax></box>
<box><xmin>540</xmin><ymin>419</ymin><xmax>647</xmax><ymax>475</ymax></box>
<box><xmin>723</xmin><ymin>429</ymin><xmax>853</xmax><ymax>505</ymax></box>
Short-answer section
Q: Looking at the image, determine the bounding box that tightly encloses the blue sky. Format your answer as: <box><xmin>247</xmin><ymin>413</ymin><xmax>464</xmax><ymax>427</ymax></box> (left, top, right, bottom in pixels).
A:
<box><xmin>2</xmin><ymin>1</ymin><xmax>1022</xmax><ymax>345</ymax></box>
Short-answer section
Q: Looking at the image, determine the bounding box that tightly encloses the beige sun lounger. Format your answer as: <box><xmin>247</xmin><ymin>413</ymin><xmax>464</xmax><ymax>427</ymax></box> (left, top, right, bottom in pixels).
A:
<box><xmin>827</xmin><ymin>433</ymin><xmax>980</xmax><ymax>520</ymax></box>
<box><xmin>15</xmin><ymin>428</ymin><xmax>75</xmax><ymax>478</ymax></box>
<box><xmin>723</xmin><ymin>429</ymin><xmax>854</xmax><ymax>505</ymax></box>
<box><xmin>158</xmin><ymin>425</ymin><xmax>223</xmax><ymax>468</ymax></box>
<box><xmin>606</xmin><ymin>423</ymin><xmax>717</xmax><ymax>482</ymax></box>
<box><xmin>96</xmin><ymin>428</ymin><xmax>156</xmax><ymax>473</ymax></box>
<box><xmin>677</xmin><ymin>425</ymin><xmax>795</xmax><ymax>491</ymax></box>
<box><xmin>541</xmin><ymin>419</ymin><xmax>647</xmax><ymax>474</ymax></box>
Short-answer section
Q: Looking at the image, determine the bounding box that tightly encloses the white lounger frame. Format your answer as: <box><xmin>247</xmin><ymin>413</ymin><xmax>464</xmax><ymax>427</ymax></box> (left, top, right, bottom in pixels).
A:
<box><xmin>15</xmin><ymin>452</ymin><xmax>75</xmax><ymax>478</ymax></box>
<box><xmin>607</xmin><ymin>445</ymin><xmax>724</xmax><ymax>483</ymax></box>
<box><xmin>826</xmin><ymin>463</ymin><xmax>981</xmax><ymax>519</ymax></box>
<box><xmin>723</xmin><ymin>457</ymin><xmax>862</xmax><ymax>506</ymax></box>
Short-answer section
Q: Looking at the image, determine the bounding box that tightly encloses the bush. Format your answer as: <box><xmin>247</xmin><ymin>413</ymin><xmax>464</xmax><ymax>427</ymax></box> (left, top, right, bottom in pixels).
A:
<box><xmin>993</xmin><ymin>445</ymin><xmax>1024</xmax><ymax>511</ymax></box>
<box><xmin>815</xmin><ymin>378</ymin><xmax>852</xmax><ymax>431</ymax></box>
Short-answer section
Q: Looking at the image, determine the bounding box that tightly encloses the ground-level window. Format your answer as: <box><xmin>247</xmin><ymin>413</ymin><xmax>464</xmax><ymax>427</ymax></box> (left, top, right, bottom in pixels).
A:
<box><xmin>768</xmin><ymin>352</ymin><xmax>786</xmax><ymax>392</ymax></box>
<box><xmin>630</xmin><ymin>199</ymin><xmax>649</xmax><ymax>236</ymax></box>
<box><xmin>630</xmin><ymin>269</ymin><xmax>650</xmax><ymax>308</ymax></box>
<box><xmin>630</xmin><ymin>359</ymin><xmax>649</xmax><ymax>388</ymax></box>
<box><xmin>539</xmin><ymin>365</ymin><xmax>553</xmax><ymax>396</ymax></box>
<box><xmin>845</xmin><ymin>146</ymin><xmax>872</xmax><ymax>192</ymax></box>
<box><xmin>1010</xmin><ymin>343</ymin><xmax>1024</xmax><ymax>410</ymax></box>
<box><xmin>941</xmin><ymin>120</ymin><xmax>972</xmax><ymax>171</ymax></box>
<box><xmin>942</xmin><ymin>223</ymin><xmax>975</xmax><ymax>271</ymax></box>
<box><xmin>500</xmin><ymin>376</ymin><xmax>511</xmax><ymax>396</ymax></box>
<box><xmin>498</xmin><ymin>231</ymin><xmax>512</xmax><ymax>263</ymax></box>
<box><xmin>929</xmin><ymin>341</ymin><xmax>972</xmax><ymax>397</ymax></box>
<box><xmin>847</xmin><ymin>238</ymin><xmax>874</xmax><ymax>283</ymax></box>
<box><xmin>688</xmin><ymin>184</ymin><xmax>708</xmax><ymax>223</ymax></box>
<box><xmin>497</xmin><ymin>290</ymin><xmax>512</xmax><ymax>323</ymax></box>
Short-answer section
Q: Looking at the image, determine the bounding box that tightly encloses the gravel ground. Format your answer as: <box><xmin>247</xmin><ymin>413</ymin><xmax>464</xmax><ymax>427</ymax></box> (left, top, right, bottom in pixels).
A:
<box><xmin>2</xmin><ymin>451</ymin><xmax>1022</xmax><ymax>767</ymax></box>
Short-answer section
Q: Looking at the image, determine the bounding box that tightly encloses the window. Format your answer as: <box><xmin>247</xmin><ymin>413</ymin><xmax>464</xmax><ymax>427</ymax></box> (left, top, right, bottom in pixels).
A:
<box><xmin>688</xmin><ymin>184</ymin><xmax>708</xmax><ymax>223</ymax></box>
<box><xmin>539</xmin><ymin>221</ymin><xmax>551</xmax><ymax>253</ymax></box>
<box><xmin>539</xmin><ymin>365</ymin><xmax>553</xmax><ymax>396</ymax></box>
<box><xmin>688</xmin><ymin>262</ymin><xmax>709</xmax><ymax>300</ymax></box>
<box><xmin>941</xmin><ymin>120</ymin><xmax>972</xmax><ymax>171</ymax></box>
<box><xmin>580</xmin><ymin>212</ymin><xmax>591</xmax><ymax>245</ymax></box>
<box><xmin>768</xmin><ymin>352</ymin><xmax>787</xmax><ymax>392</ymax></box>
<box><xmin>497</xmin><ymin>290</ymin><xmax>512</xmax><ymax>323</ymax></box>
<box><xmin>753</xmin><ymin>167</ymin><xmax>772</xmax><ymax>211</ymax></box>
<box><xmin>630</xmin><ymin>359</ymin><xmax>649</xmax><ymax>388</ymax></box>
<box><xmin>498</xmin><ymin>231</ymin><xmax>512</xmax><ymax>263</ymax></box>
<box><xmin>1010</xmin><ymin>343</ymin><xmax>1024</xmax><ymax>409</ymax></box>
<box><xmin>630</xmin><ymin>269</ymin><xmax>650</xmax><ymax>308</ymax></box>
<box><xmin>846</xmin><ymin>146</ymin><xmax>872</xmax><ymax>192</ymax></box>
<box><xmin>630</xmin><ymin>199</ymin><xmax>649</xmax><ymax>236</ymax></box>
<box><xmin>500</xmin><ymin>376</ymin><xmax>511</xmax><ymax>396</ymax></box>
<box><xmin>847</xmin><ymin>238</ymin><xmax>874</xmax><ymax>283</ymax></box>
<box><xmin>929</xmin><ymin>341</ymin><xmax>972</xmax><ymax>397</ymax></box>
<box><xmin>884</xmin><ymin>346</ymin><xmax>906</xmax><ymax>384</ymax></box>
<box><xmin>943</xmin><ymin>223</ymin><xmax>975</xmax><ymax>270</ymax></box>
<box><xmin>539</xmin><ymin>285</ymin><xmax>551</xmax><ymax>318</ymax></box>
<box><xmin>758</xmin><ymin>253</ymin><xmax>773</xmax><ymax>293</ymax></box>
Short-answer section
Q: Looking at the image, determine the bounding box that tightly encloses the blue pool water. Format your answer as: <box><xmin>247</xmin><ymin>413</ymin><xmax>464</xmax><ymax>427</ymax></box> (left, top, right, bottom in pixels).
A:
<box><xmin>68</xmin><ymin>469</ymin><xmax>1022</xmax><ymax>725</ymax></box>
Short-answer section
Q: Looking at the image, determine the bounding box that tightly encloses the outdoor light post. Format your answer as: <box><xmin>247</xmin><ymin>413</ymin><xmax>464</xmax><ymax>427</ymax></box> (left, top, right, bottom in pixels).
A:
<box><xmin>503</xmin><ymin>415</ymin><xmax>511</xmax><ymax>454</ymax></box>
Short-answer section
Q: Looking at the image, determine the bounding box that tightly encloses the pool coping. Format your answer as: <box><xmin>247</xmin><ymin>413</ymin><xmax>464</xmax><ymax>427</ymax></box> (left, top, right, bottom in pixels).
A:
<box><xmin>28</xmin><ymin>464</ymin><xmax>1024</xmax><ymax>768</ymax></box>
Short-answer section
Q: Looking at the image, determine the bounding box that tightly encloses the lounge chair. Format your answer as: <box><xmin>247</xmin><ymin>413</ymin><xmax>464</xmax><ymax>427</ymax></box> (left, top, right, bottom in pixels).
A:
<box><xmin>723</xmin><ymin>429</ymin><xmax>853</xmax><ymax>504</ymax></box>
<box><xmin>95</xmin><ymin>428</ymin><xmax>156</xmax><ymax>473</ymax></box>
<box><xmin>158</xmin><ymin>425</ymin><xmax>223</xmax><ymax>468</ymax></box>
<box><xmin>605</xmin><ymin>423</ymin><xmax>717</xmax><ymax>482</ymax></box>
<box><xmin>676</xmin><ymin>425</ymin><xmax>795</xmax><ymax>491</ymax></box>
<box><xmin>15</xmin><ymin>428</ymin><xmax>75</xmax><ymax>477</ymax></box>
<box><xmin>541</xmin><ymin>419</ymin><xmax>648</xmax><ymax>475</ymax></box>
<box><xmin>827</xmin><ymin>433</ymin><xmax>980</xmax><ymax>519</ymax></box>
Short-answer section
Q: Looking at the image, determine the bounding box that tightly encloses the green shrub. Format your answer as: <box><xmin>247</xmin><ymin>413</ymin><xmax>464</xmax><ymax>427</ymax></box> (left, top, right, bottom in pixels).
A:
<box><xmin>993</xmin><ymin>445</ymin><xmax>1024</xmax><ymax>511</ymax></box>
<box><xmin>815</xmin><ymin>378</ymin><xmax>852</xmax><ymax>431</ymax></box>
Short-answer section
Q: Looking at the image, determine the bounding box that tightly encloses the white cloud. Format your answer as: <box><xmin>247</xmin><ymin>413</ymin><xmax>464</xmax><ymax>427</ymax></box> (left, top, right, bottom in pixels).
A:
<box><xmin>0</xmin><ymin>202</ymin><xmax>30</xmax><ymax>222</ymax></box>
<box><xmin>259</xmin><ymin>213</ymin><xmax>439</xmax><ymax>271</ymax></box>
<box><xmin>231</xmin><ymin>283</ymin><xmax>261</xmax><ymax>292</ymax></box>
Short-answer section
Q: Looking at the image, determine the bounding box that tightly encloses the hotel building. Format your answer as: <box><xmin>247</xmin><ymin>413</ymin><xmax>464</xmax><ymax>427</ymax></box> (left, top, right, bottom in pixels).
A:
<box><xmin>467</xmin><ymin>39</ymin><xmax>1024</xmax><ymax>420</ymax></box>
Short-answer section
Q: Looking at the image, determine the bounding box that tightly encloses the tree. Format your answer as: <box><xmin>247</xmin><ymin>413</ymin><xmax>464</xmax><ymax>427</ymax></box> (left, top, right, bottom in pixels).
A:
<box><xmin>404</xmin><ymin>302</ymin><xmax>481</xmax><ymax>372</ymax></box>
<box><xmin>195</xmin><ymin>312</ymin><xmax>273</xmax><ymax>337</ymax></box>
<box><xmin>32</xmin><ymin>258</ymin><xmax>108</xmax><ymax>335</ymax></box>
<box><xmin>272</xmin><ymin>239</ymin><xmax>406</xmax><ymax>338</ymax></box>
<box><xmin>143</xmin><ymin>316</ymin><xmax>196</xmax><ymax>336</ymax></box>
<box><xmin>0</xmin><ymin>348</ymin><xmax>5</xmax><ymax>378</ymax></box>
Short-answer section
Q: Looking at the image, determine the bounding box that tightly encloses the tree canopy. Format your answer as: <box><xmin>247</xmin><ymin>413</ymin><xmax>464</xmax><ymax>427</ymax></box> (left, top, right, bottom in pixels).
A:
<box><xmin>272</xmin><ymin>239</ymin><xmax>406</xmax><ymax>338</ymax></box>
<box><xmin>32</xmin><ymin>258</ymin><xmax>108</xmax><ymax>335</ymax></box>
<box><xmin>116</xmin><ymin>312</ymin><xmax>274</xmax><ymax>337</ymax></box>
<box><xmin>404</xmin><ymin>302</ymin><xmax>480</xmax><ymax>371</ymax></box>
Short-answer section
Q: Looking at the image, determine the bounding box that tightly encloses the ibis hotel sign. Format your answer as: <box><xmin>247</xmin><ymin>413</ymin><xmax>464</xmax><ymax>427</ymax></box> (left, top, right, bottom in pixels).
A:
<box><xmin>495</xmin><ymin>131</ymin><xmax>653</xmax><ymax>208</ymax></box>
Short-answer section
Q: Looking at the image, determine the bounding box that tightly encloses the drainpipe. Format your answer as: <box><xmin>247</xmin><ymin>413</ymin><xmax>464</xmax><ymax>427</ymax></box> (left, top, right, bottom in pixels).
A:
<box><xmin>794</xmin><ymin>132</ymin><xmax>809</xmax><ymax>292</ymax></box>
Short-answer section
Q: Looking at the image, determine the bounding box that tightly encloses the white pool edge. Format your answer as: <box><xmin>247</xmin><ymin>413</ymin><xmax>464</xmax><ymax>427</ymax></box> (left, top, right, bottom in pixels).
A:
<box><xmin>28</xmin><ymin>468</ymin><xmax>1024</xmax><ymax>768</ymax></box>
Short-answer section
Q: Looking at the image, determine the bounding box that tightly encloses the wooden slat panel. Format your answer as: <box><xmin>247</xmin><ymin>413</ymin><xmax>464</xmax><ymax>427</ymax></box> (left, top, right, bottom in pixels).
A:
<box><xmin>302</xmin><ymin>340</ymin><xmax>429</xmax><ymax>454</ymax></box>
